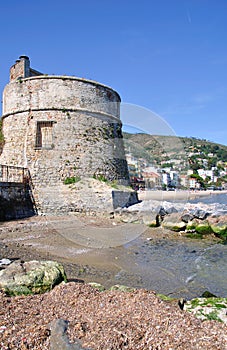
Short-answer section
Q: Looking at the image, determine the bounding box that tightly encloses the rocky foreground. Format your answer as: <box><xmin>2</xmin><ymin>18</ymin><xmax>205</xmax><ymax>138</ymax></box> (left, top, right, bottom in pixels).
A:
<box><xmin>0</xmin><ymin>281</ymin><xmax>227</xmax><ymax>350</ymax></box>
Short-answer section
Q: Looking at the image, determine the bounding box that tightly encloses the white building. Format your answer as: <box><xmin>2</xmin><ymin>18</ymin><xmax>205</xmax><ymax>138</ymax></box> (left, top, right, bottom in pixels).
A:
<box><xmin>198</xmin><ymin>169</ymin><xmax>214</xmax><ymax>182</ymax></box>
<box><xmin>170</xmin><ymin>171</ymin><xmax>180</xmax><ymax>187</ymax></box>
<box><xmin>162</xmin><ymin>172</ymin><xmax>171</xmax><ymax>187</ymax></box>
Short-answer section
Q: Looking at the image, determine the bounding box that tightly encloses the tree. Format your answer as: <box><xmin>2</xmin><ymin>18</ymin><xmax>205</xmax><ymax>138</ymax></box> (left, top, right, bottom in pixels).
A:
<box><xmin>190</xmin><ymin>174</ymin><xmax>206</xmax><ymax>188</ymax></box>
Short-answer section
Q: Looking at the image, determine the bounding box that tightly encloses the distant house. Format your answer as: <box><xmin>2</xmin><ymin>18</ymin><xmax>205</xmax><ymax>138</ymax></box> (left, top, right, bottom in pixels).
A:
<box><xmin>180</xmin><ymin>174</ymin><xmax>189</xmax><ymax>188</ymax></box>
<box><xmin>142</xmin><ymin>168</ymin><xmax>162</xmax><ymax>189</ymax></box>
<box><xmin>126</xmin><ymin>153</ymin><xmax>146</xmax><ymax>178</ymax></box>
<box><xmin>198</xmin><ymin>169</ymin><xmax>214</xmax><ymax>182</ymax></box>
<box><xmin>189</xmin><ymin>177</ymin><xmax>201</xmax><ymax>189</ymax></box>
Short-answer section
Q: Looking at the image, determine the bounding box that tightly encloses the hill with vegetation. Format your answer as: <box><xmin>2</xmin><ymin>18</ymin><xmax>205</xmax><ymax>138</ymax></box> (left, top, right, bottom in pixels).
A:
<box><xmin>123</xmin><ymin>132</ymin><xmax>227</xmax><ymax>173</ymax></box>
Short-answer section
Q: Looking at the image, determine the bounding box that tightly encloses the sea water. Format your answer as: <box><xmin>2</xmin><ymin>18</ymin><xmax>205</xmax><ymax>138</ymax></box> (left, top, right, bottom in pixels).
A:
<box><xmin>189</xmin><ymin>192</ymin><xmax>227</xmax><ymax>206</ymax></box>
<box><xmin>111</xmin><ymin>192</ymin><xmax>227</xmax><ymax>298</ymax></box>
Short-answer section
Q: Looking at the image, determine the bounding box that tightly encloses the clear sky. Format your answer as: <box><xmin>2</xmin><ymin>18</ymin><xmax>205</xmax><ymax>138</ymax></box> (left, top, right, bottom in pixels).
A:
<box><xmin>1</xmin><ymin>0</ymin><xmax>227</xmax><ymax>145</ymax></box>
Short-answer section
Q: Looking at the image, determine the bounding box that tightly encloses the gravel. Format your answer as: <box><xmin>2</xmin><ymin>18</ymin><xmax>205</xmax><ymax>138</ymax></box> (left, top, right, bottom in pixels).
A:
<box><xmin>0</xmin><ymin>282</ymin><xmax>226</xmax><ymax>350</ymax></box>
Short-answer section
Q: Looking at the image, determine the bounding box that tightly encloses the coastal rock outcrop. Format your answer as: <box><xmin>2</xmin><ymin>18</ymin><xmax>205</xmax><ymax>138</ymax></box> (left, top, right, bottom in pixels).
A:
<box><xmin>0</xmin><ymin>260</ymin><xmax>67</xmax><ymax>295</ymax></box>
<box><xmin>184</xmin><ymin>297</ymin><xmax>227</xmax><ymax>324</ymax></box>
<box><xmin>161</xmin><ymin>213</ymin><xmax>187</xmax><ymax>232</ymax></box>
<box><xmin>208</xmin><ymin>216</ymin><xmax>227</xmax><ymax>238</ymax></box>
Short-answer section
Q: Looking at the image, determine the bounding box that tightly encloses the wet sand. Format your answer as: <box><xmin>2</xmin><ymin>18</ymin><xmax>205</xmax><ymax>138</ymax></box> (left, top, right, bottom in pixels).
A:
<box><xmin>0</xmin><ymin>215</ymin><xmax>149</xmax><ymax>287</ymax></box>
<box><xmin>0</xmin><ymin>215</ymin><xmax>224</xmax><ymax>298</ymax></box>
<box><xmin>0</xmin><ymin>215</ymin><xmax>177</xmax><ymax>286</ymax></box>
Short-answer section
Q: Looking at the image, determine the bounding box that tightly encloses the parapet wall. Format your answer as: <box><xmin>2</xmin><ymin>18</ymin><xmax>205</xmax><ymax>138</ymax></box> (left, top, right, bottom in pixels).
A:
<box><xmin>3</xmin><ymin>76</ymin><xmax>120</xmax><ymax>117</ymax></box>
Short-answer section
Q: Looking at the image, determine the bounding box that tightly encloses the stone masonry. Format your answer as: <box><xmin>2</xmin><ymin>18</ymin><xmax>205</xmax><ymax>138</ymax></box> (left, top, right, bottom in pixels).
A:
<box><xmin>0</xmin><ymin>56</ymin><xmax>134</xmax><ymax>214</ymax></box>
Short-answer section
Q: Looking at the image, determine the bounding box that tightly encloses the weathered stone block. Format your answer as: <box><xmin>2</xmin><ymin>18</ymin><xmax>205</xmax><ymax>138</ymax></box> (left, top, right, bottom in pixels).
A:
<box><xmin>0</xmin><ymin>260</ymin><xmax>67</xmax><ymax>296</ymax></box>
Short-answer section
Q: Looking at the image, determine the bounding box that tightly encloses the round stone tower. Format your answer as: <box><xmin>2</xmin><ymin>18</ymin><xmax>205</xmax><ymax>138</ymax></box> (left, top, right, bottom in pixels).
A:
<box><xmin>0</xmin><ymin>56</ymin><xmax>133</xmax><ymax>214</ymax></box>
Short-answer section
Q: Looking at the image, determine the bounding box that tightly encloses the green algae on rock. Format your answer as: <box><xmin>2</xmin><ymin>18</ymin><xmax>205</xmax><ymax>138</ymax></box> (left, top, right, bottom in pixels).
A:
<box><xmin>184</xmin><ymin>297</ymin><xmax>227</xmax><ymax>324</ymax></box>
<box><xmin>0</xmin><ymin>260</ymin><xmax>67</xmax><ymax>296</ymax></box>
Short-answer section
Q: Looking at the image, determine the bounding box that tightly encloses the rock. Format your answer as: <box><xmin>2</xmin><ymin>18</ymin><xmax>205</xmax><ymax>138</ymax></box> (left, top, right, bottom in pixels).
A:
<box><xmin>88</xmin><ymin>282</ymin><xmax>105</xmax><ymax>292</ymax></box>
<box><xmin>110</xmin><ymin>284</ymin><xmax>136</xmax><ymax>292</ymax></box>
<box><xmin>201</xmin><ymin>290</ymin><xmax>218</xmax><ymax>298</ymax></box>
<box><xmin>162</xmin><ymin>213</ymin><xmax>186</xmax><ymax>232</ymax></box>
<box><xmin>186</xmin><ymin>219</ymin><xmax>200</xmax><ymax>232</ymax></box>
<box><xmin>0</xmin><ymin>260</ymin><xmax>67</xmax><ymax>296</ymax></box>
<box><xmin>208</xmin><ymin>216</ymin><xmax>227</xmax><ymax>240</ymax></box>
<box><xmin>0</xmin><ymin>258</ymin><xmax>12</xmax><ymax>266</ymax></box>
<box><xmin>49</xmin><ymin>319</ymin><xmax>92</xmax><ymax>350</ymax></box>
<box><xmin>184</xmin><ymin>297</ymin><xmax>227</xmax><ymax>324</ymax></box>
<box><xmin>191</xmin><ymin>209</ymin><xmax>209</xmax><ymax>220</ymax></box>
<box><xmin>143</xmin><ymin>213</ymin><xmax>161</xmax><ymax>227</ymax></box>
<box><xmin>195</xmin><ymin>220</ymin><xmax>213</xmax><ymax>235</ymax></box>
<box><xmin>181</xmin><ymin>213</ymin><xmax>194</xmax><ymax>223</ymax></box>
<box><xmin>165</xmin><ymin>206</ymin><xmax>178</xmax><ymax>215</ymax></box>
<box><xmin>157</xmin><ymin>206</ymin><xmax>167</xmax><ymax>217</ymax></box>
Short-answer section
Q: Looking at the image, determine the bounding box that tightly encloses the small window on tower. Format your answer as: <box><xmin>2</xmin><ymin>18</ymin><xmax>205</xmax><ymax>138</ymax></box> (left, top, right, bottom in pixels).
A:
<box><xmin>35</xmin><ymin>121</ymin><xmax>54</xmax><ymax>149</ymax></box>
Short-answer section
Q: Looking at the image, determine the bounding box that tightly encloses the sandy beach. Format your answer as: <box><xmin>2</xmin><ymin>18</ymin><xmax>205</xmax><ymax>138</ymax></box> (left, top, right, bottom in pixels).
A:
<box><xmin>138</xmin><ymin>189</ymin><xmax>227</xmax><ymax>202</ymax></box>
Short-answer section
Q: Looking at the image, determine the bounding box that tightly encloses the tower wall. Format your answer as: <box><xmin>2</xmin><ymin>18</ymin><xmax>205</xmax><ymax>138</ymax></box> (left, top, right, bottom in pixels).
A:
<box><xmin>0</xmin><ymin>58</ymin><xmax>132</xmax><ymax>214</ymax></box>
<box><xmin>1</xmin><ymin>76</ymin><xmax>129</xmax><ymax>187</ymax></box>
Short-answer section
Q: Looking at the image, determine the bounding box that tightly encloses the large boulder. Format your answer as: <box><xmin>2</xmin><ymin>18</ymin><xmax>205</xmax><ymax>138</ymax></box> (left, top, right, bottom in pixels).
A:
<box><xmin>142</xmin><ymin>212</ymin><xmax>161</xmax><ymax>227</ymax></box>
<box><xmin>190</xmin><ymin>209</ymin><xmax>209</xmax><ymax>220</ymax></box>
<box><xmin>195</xmin><ymin>220</ymin><xmax>213</xmax><ymax>235</ymax></box>
<box><xmin>181</xmin><ymin>212</ymin><xmax>194</xmax><ymax>223</ymax></box>
<box><xmin>208</xmin><ymin>216</ymin><xmax>227</xmax><ymax>240</ymax></box>
<box><xmin>162</xmin><ymin>213</ymin><xmax>186</xmax><ymax>232</ymax></box>
<box><xmin>0</xmin><ymin>260</ymin><xmax>67</xmax><ymax>296</ymax></box>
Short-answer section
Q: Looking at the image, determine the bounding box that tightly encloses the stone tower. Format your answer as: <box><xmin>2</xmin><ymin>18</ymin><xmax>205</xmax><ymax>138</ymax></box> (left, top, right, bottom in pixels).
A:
<box><xmin>0</xmin><ymin>56</ymin><xmax>133</xmax><ymax>214</ymax></box>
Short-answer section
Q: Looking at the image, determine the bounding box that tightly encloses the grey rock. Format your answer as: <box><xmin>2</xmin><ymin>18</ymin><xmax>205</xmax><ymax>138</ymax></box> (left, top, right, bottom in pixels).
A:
<box><xmin>157</xmin><ymin>206</ymin><xmax>167</xmax><ymax>217</ymax></box>
<box><xmin>49</xmin><ymin>319</ymin><xmax>92</xmax><ymax>350</ymax></box>
<box><xmin>191</xmin><ymin>209</ymin><xmax>209</xmax><ymax>220</ymax></box>
<box><xmin>181</xmin><ymin>213</ymin><xmax>194</xmax><ymax>223</ymax></box>
<box><xmin>162</xmin><ymin>213</ymin><xmax>187</xmax><ymax>232</ymax></box>
<box><xmin>165</xmin><ymin>207</ymin><xmax>178</xmax><ymax>215</ymax></box>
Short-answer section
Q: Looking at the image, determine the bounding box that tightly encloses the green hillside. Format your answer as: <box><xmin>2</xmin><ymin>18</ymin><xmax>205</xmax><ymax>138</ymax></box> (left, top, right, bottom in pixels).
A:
<box><xmin>123</xmin><ymin>132</ymin><xmax>227</xmax><ymax>172</ymax></box>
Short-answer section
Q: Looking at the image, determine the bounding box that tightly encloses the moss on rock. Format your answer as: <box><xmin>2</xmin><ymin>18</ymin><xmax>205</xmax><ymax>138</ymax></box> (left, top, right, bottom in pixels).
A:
<box><xmin>195</xmin><ymin>221</ymin><xmax>213</xmax><ymax>235</ymax></box>
<box><xmin>0</xmin><ymin>260</ymin><xmax>67</xmax><ymax>296</ymax></box>
<box><xmin>184</xmin><ymin>297</ymin><xmax>227</xmax><ymax>324</ymax></box>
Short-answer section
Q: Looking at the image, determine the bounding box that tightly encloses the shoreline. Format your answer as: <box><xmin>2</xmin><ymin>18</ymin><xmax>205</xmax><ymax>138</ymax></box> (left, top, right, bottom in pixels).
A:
<box><xmin>138</xmin><ymin>189</ymin><xmax>227</xmax><ymax>202</ymax></box>
<box><xmin>0</xmin><ymin>214</ymin><xmax>225</xmax><ymax>299</ymax></box>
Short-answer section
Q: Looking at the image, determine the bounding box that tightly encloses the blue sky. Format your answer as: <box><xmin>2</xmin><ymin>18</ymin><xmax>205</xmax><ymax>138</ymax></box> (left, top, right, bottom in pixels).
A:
<box><xmin>1</xmin><ymin>0</ymin><xmax>227</xmax><ymax>145</ymax></box>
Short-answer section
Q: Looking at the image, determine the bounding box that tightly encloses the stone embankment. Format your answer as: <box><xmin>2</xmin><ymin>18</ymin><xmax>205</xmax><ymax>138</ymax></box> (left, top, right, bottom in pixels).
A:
<box><xmin>118</xmin><ymin>199</ymin><xmax>227</xmax><ymax>240</ymax></box>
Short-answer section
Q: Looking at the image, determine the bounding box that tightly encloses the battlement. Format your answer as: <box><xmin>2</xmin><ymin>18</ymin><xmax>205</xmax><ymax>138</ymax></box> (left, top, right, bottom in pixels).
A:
<box><xmin>10</xmin><ymin>56</ymin><xmax>43</xmax><ymax>81</ymax></box>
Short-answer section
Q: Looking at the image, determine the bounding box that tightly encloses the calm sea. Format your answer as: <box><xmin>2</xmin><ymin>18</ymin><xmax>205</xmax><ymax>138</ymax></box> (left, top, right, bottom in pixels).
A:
<box><xmin>189</xmin><ymin>192</ymin><xmax>227</xmax><ymax>206</ymax></box>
